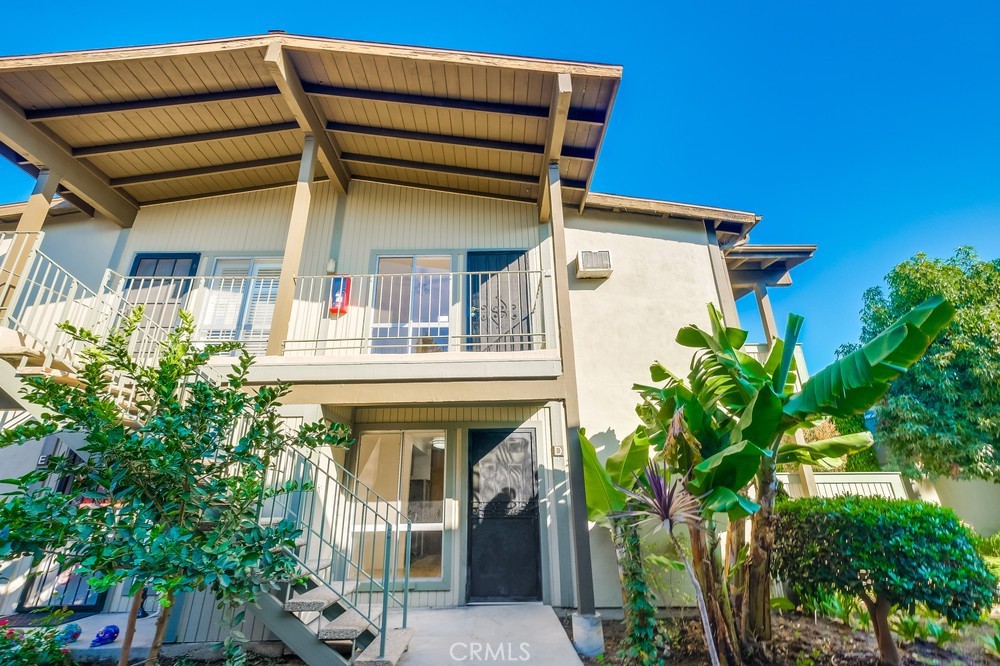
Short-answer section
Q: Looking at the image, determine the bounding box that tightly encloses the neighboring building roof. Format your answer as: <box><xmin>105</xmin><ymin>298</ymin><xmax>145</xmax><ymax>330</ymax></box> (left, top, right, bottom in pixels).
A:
<box><xmin>0</xmin><ymin>33</ymin><xmax>621</xmax><ymax>214</ymax></box>
<box><xmin>0</xmin><ymin>198</ymin><xmax>80</xmax><ymax>224</ymax></box>
<box><xmin>584</xmin><ymin>191</ymin><xmax>760</xmax><ymax>246</ymax></box>
<box><xmin>725</xmin><ymin>243</ymin><xmax>817</xmax><ymax>298</ymax></box>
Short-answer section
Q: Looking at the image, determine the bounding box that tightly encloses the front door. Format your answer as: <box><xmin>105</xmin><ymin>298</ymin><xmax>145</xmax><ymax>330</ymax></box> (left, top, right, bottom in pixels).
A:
<box><xmin>467</xmin><ymin>429</ymin><xmax>541</xmax><ymax>602</ymax></box>
<box><xmin>466</xmin><ymin>251</ymin><xmax>533</xmax><ymax>352</ymax></box>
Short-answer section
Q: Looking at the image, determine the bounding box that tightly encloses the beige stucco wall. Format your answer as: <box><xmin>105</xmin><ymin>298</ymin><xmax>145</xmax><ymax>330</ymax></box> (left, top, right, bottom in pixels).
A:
<box><xmin>563</xmin><ymin>208</ymin><xmax>721</xmax><ymax>608</ymax></box>
<box><xmin>920</xmin><ymin>478</ymin><xmax>1000</xmax><ymax>536</ymax></box>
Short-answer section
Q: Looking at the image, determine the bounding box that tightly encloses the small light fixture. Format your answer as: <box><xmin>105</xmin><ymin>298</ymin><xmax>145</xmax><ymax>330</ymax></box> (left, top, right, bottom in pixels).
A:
<box><xmin>431</xmin><ymin>436</ymin><xmax>446</xmax><ymax>450</ymax></box>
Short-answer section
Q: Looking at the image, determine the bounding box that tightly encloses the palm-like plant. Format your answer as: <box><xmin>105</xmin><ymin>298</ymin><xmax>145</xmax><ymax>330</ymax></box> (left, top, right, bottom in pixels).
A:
<box><xmin>583</xmin><ymin>295</ymin><xmax>954</xmax><ymax>662</ymax></box>
<box><xmin>614</xmin><ymin>462</ymin><xmax>720</xmax><ymax>666</ymax></box>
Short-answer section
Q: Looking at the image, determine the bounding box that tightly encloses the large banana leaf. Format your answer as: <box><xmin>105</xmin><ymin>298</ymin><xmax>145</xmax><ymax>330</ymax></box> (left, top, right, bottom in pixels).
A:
<box><xmin>580</xmin><ymin>429</ymin><xmax>626</xmax><ymax>525</ymax></box>
<box><xmin>688</xmin><ymin>439</ymin><xmax>769</xmax><ymax>497</ymax></box>
<box><xmin>730</xmin><ymin>385</ymin><xmax>783</xmax><ymax>451</ymax></box>
<box><xmin>775</xmin><ymin>431</ymin><xmax>874</xmax><ymax>466</ymax></box>
<box><xmin>784</xmin><ymin>295</ymin><xmax>954</xmax><ymax>419</ymax></box>
<box><xmin>701</xmin><ymin>486</ymin><xmax>760</xmax><ymax>520</ymax></box>
<box><xmin>605</xmin><ymin>427</ymin><xmax>652</xmax><ymax>489</ymax></box>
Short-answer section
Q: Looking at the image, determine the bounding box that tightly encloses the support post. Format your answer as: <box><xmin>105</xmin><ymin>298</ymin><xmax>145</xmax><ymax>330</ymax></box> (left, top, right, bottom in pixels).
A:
<box><xmin>705</xmin><ymin>222</ymin><xmax>740</xmax><ymax>326</ymax></box>
<box><xmin>0</xmin><ymin>170</ymin><xmax>58</xmax><ymax>313</ymax></box>
<box><xmin>754</xmin><ymin>283</ymin><xmax>778</xmax><ymax>347</ymax></box>
<box><xmin>266</xmin><ymin>136</ymin><xmax>317</xmax><ymax>356</ymax></box>
<box><xmin>17</xmin><ymin>169</ymin><xmax>60</xmax><ymax>232</ymax></box>
<box><xmin>547</xmin><ymin>163</ymin><xmax>602</xmax><ymax>654</ymax></box>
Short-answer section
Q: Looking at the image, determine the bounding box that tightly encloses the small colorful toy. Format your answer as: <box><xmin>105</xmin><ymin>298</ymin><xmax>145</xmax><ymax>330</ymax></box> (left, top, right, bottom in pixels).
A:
<box><xmin>55</xmin><ymin>622</ymin><xmax>82</xmax><ymax>645</ymax></box>
<box><xmin>89</xmin><ymin>624</ymin><xmax>119</xmax><ymax>647</ymax></box>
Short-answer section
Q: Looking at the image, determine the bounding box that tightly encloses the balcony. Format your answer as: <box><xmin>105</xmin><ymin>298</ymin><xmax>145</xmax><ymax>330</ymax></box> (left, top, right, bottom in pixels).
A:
<box><xmin>113</xmin><ymin>268</ymin><xmax>560</xmax><ymax>382</ymax></box>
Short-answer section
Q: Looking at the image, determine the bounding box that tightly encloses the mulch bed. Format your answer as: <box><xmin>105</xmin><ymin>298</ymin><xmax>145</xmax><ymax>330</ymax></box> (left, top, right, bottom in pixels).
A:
<box><xmin>563</xmin><ymin>612</ymin><xmax>997</xmax><ymax>665</ymax></box>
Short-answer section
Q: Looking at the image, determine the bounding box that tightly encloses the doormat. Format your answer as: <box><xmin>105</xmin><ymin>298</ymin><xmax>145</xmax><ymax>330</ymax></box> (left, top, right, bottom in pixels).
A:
<box><xmin>0</xmin><ymin>611</ymin><xmax>97</xmax><ymax>628</ymax></box>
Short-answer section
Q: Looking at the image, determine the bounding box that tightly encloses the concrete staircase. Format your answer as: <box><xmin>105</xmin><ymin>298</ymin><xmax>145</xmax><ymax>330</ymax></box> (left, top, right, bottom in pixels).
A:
<box><xmin>0</xmin><ymin>231</ymin><xmax>414</xmax><ymax>665</ymax></box>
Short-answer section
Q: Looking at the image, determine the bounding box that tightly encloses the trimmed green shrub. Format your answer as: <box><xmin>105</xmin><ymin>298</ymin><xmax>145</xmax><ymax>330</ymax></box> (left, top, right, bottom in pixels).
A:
<box><xmin>773</xmin><ymin>496</ymin><xmax>997</xmax><ymax>666</ymax></box>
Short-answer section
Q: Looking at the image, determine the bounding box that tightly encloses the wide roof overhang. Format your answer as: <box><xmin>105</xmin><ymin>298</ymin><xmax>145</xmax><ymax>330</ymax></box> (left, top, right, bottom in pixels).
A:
<box><xmin>0</xmin><ymin>33</ymin><xmax>623</xmax><ymax>225</ymax></box>
<box><xmin>725</xmin><ymin>243</ymin><xmax>817</xmax><ymax>298</ymax></box>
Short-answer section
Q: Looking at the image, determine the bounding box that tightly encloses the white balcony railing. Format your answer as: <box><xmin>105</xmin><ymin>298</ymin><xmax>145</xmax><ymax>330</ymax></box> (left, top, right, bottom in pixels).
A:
<box><xmin>109</xmin><ymin>273</ymin><xmax>279</xmax><ymax>355</ymax></box>
<box><xmin>287</xmin><ymin>270</ymin><xmax>550</xmax><ymax>355</ymax></box>
<box><xmin>97</xmin><ymin>269</ymin><xmax>552</xmax><ymax>357</ymax></box>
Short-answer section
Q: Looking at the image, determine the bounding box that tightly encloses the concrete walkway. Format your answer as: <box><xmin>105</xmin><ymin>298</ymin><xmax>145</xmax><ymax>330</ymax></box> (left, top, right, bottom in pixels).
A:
<box><xmin>396</xmin><ymin>605</ymin><xmax>582</xmax><ymax>666</ymax></box>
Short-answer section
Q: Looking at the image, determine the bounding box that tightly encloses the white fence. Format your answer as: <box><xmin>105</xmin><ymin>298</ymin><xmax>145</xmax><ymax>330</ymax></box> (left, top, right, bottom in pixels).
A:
<box><xmin>777</xmin><ymin>470</ymin><xmax>911</xmax><ymax>500</ymax></box>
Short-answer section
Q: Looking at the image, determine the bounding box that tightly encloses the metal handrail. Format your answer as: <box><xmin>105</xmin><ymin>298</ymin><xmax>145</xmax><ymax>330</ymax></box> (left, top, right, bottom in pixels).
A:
<box><xmin>290</xmin><ymin>269</ymin><xmax>548</xmax><ymax>355</ymax></box>
<box><xmin>264</xmin><ymin>445</ymin><xmax>412</xmax><ymax>657</ymax></box>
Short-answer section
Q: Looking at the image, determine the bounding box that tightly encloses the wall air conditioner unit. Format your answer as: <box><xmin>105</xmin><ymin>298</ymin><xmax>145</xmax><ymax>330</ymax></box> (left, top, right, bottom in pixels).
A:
<box><xmin>576</xmin><ymin>250</ymin><xmax>613</xmax><ymax>279</ymax></box>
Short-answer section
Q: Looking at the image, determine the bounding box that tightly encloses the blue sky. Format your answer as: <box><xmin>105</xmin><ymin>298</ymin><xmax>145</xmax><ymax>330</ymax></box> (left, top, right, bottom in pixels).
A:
<box><xmin>0</xmin><ymin>1</ymin><xmax>996</xmax><ymax>368</ymax></box>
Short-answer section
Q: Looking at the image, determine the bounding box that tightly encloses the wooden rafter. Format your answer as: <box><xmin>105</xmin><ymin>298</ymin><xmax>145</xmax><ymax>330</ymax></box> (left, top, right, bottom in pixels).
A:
<box><xmin>0</xmin><ymin>91</ymin><xmax>137</xmax><ymax>226</ymax></box>
<box><xmin>25</xmin><ymin>87</ymin><xmax>282</xmax><ymax>122</ymax></box>
<box><xmin>264</xmin><ymin>43</ymin><xmax>350</xmax><ymax>195</ymax></box>
<box><xmin>73</xmin><ymin>122</ymin><xmax>299</xmax><ymax>157</ymax></box>
<box><xmin>340</xmin><ymin>152</ymin><xmax>586</xmax><ymax>189</ymax></box>
<box><xmin>538</xmin><ymin>73</ymin><xmax>573</xmax><ymax>222</ymax></box>
<box><xmin>109</xmin><ymin>154</ymin><xmax>301</xmax><ymax>187</ymax></box>
<box><xmin>326</xmin><ymin>122</ymin><xmax>596</xmax><ymax>160</ymax></box>
<box><xmin>303</xmin><ymin>81</ymin><xmax>604</xmax><ymax>124</ymax></box>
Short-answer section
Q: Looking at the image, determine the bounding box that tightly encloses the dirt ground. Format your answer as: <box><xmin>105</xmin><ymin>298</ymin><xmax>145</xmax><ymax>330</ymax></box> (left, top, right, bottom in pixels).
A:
<box><xmin>564</xmin><ymin>612</ymin><xmax>998</xmax><ymax>666</ymax></box>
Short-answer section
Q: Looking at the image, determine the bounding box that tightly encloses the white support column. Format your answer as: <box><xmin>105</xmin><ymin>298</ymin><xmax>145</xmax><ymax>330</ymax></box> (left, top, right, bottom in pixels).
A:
<box><xmin>547</xmin><ymin>164</ymin><xmax>601</xmax><ymax>653</ymax></box>
<box><xmin>754</xmin><ymin>283</ymin><xmax>779</xmax><ymax>347</ymax></box>
<box><xmin>266</xmin><ymin>135</ymin><xmax>318</xmax><ymax>356</ymax></box>
<box><xmin>17</xmin><ymin>169</ymin><xmax>60</xmax><ymax>232</ymax></box>
<box><xmin>705</xmin><ymin>222</ymin><xmax>740</xmax><ymax>326</ymax></box>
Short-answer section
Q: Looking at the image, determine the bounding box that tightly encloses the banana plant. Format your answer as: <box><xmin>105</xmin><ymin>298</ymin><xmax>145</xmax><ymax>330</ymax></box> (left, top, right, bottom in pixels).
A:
<box><xmin>582</xmin><ymin>295</ymin><xmax>954</xmax><ymax>657</ymax></box>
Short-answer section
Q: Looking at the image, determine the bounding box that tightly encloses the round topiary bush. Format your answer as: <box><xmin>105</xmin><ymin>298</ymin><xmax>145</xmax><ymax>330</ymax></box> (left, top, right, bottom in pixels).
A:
<box><xmin>773</xmin><ymin>495</ymin><xmax>997</xmax><ymax>666</ymax></box>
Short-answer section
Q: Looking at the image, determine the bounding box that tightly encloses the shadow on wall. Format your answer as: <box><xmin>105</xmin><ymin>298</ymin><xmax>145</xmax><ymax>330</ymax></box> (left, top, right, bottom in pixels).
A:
<box><xmin>585</xmin><ymin>428</ymin><xmax>623</xmax><ymax>462</ymax></box>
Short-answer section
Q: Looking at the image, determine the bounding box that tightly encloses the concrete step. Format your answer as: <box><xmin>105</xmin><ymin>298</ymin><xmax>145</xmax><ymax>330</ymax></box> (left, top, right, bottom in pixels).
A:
<box><xmin>284</xmin><ymin>585</ymin><xmax>347</xmax><ymax>612</ymax></box>
<box><xmin>318</xmin><ymin>606</ymin><xmax>382</xmax><ymax>641</ymax></box>
<box><xmin>355</xmin><ymin>628</ymin><xmax>414</xmax><ymax>666</ymax></box>
<box><xmin>270</xmin><ymin>536</ymin><xmax>307</xmax><ymax>553</ymax></box>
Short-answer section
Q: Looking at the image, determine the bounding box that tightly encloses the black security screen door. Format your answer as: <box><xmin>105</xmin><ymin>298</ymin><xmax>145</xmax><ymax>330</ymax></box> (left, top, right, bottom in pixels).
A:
<box><xmin>466</xmin><ymin>251</ymin><xmax>533</xmax><ymax>352</ymax></box>
<box><xmin>467</xmin><ymin>429</ymin><xmax>541</xmax><ymax>602</ymax></box>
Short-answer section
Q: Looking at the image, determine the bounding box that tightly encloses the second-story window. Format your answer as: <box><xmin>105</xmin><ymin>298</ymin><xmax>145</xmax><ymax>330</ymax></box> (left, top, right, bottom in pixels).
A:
<box><xmin>371</xmin><ymin>256</ymin><xmax>451</xmax><ymax>354</ymax></box>
<box><xmin>199</xmin><ymin>258</ymin><xmax>281</xmax><ymax>352</ymax></box>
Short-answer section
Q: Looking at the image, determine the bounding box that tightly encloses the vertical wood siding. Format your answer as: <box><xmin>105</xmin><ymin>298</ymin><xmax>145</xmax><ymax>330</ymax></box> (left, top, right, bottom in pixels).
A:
<box><xmin>120</xmin><ymin>183</ymin><xmax>339</xmax><ymax>277</ymax></box>
<box><xmin>353</xmin><ymin>405</ymin><xmax>541</xmax><ymax>424</ymax></box>
<box><xmin>336</xmin><ymin>181</ymin><xmax>542</xmax><ymax>274</ymax></box>
<box><xmin>172</xmin><ymin>590</ymin><xmax>276</xmax><ymax>643</ymax></box>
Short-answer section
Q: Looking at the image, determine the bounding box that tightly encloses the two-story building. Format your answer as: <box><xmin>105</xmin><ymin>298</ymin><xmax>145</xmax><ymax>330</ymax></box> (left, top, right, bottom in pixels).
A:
<box><xmin>0</xmin><ymin>34</ymin><xmax>815</xmax><ymax>664</ymax></box>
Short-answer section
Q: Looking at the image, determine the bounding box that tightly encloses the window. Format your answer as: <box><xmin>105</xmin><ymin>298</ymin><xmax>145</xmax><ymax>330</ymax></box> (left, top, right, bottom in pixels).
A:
<box><xmin>126</xmin><ymin>253</ymin><xmax>200</xmax><ymax>328</ymax></box>
<box><xmin>199</xmin><ymin>258</ymin><xmax>281</xmax><ymax>349</ymax></box>
<box><xmin>371</xmin><ymin>256</ymin><xmax>451</xmax><ymax>354</ymax></box>
<box><xmin>355</xmin><ymin>430</ymin><xmax>446</xmax><ymax>579</ymax></box>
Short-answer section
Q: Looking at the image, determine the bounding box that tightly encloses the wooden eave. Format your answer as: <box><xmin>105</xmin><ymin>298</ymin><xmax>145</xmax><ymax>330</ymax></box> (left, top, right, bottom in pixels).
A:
<box><xmin>725</xmin><ymin>243</ymin><xmax>817</xmax><ymax>298</ymax></box>
<box><xmin>0</xmin><ymin>34</ymin><xmax>621</xmax><ymax>218</ymax></box>
<box><xmin>584</xmin><ymin>191</ymin><xmax>761</xmax><ymax>244</ymax></box>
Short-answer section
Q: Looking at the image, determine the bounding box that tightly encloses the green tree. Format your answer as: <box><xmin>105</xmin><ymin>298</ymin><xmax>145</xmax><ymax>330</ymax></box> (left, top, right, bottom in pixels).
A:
<box><xmin>853</xmin><ymin>247</ymin><xmax>999</xmax><ymax>481</ymax></box>
<box><xmin>0</xmin><ymin>310</ymin><xmax>351</xmax><ymax>664</ymax></box>
<box><xmin>774</xmin><ymin>496</ymin><xmax>996</xmax><ymax>666</ymax></box>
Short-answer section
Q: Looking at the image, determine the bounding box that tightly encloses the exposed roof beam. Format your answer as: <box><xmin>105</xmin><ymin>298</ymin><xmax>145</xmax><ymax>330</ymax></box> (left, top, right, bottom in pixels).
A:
<box><xmin>326</xmin><ymin>121</ymin><xmax>596</xmax><ymax>160</ymax></box>
<box><xmin>24</xmin><ymin>87</ymin><xmax>281</xmax><ymax>122</ymax></box>
<box><xmin>73</xmin><ymin>122</ymin><xmax>299</xmax><ymax>157</ymax></box>
<box><xmin>0</xmin><ymin>92</ymin><xmax>137</xmax><ymax>226</ymax></box>
<box><xmin>110</xmin><ymin>154</ymin><xmax>300</xmax><ymax>187</ymax></box>
<box><xmin>340</xmin><ymin>151</ymin><xmax>586</xmax><ymax>189</ymax></box>
<box><xmin>538</xmin><ymin>73</ymin><xmax>572</xmax><ymax>222</ymax></box>
<box><xmin>264</xmin><ymin>44</ymin><xmax>350</xmax><ymax>195</ymax></box>
<box><xmin>0</xmin><ymin>142</ymin><xmax>95</xmax><ymax>216</ymax></box>
<box><xmin>577</xmin><ymin>78</ymin><xmax>619</xmax><ymax>213</ymax></box>
<box><xmin>303</xmin><ymin>81</ymin><xmax>605</xmax><ymax>124</ymax></box>
<box><xmin>353</xmin><ymin>176</ymin><xmax>536</xmax><ymax>205</ymax></box>
<box><xmin>729</xmin><ymin>268</ymin><xmax>794</xmax><ymax>287</ymax></box>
